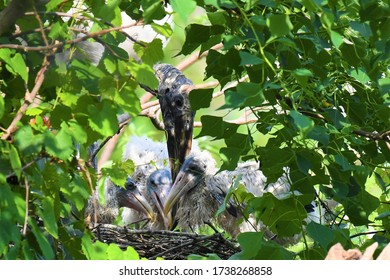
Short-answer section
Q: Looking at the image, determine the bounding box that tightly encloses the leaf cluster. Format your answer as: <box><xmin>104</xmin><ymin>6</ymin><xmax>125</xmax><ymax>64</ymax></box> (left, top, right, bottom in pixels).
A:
<box><xmin>0</xmin><ymin>0</ymin><xmax>389</xmax><ymax>260</ymax></box>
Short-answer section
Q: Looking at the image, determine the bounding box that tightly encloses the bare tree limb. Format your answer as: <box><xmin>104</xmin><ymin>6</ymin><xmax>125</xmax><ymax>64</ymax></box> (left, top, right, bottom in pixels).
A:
<box><xmin>0</xmin><ymin>22</ymin><xmax>142</xmax><ymax>52</ymax></box>
<box><xmin>176</xmin><ymin>43</ymin><xmax>223</xmax><ymax>71</ymax></box>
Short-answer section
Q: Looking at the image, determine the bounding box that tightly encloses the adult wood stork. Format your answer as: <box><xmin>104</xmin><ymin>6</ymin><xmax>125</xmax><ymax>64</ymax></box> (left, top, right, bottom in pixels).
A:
<box><xmin>154</xmin><ymin>63</ymin><xmax>195</xmax><ymax>182</ymax></box>
<box><xmin>163</xmin><ymin>149</ymin><xmax>324</xmax><ymax>243</ymax></box>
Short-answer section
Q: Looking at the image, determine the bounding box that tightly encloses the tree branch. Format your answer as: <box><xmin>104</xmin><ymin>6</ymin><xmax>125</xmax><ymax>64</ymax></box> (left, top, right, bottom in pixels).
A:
<box><xmin>1</xmin><ymin>56</ymin><xmax>50</xmax><ymax>140</ymax></box>
<box><xmin>352</xmin><ymin>129</ymin><xmax>390</xmax><ymax>142</ymax></box>
<box><xmin>0</xmin><ymin>22</ymin><xmax>142</xmax><ymax>52</ymax></box>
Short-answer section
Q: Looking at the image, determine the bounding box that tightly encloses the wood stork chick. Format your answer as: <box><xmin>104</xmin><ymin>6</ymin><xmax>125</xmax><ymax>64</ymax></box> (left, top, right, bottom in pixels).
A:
<box><xmin>122</xmin><ymin>168</ymin><xmax>173</xmax><ymax>230</ymax></box>
<box><xmin>85</xmin><ymin>176</ymin><xmax>155</xmax><ymax>225</ymax></box>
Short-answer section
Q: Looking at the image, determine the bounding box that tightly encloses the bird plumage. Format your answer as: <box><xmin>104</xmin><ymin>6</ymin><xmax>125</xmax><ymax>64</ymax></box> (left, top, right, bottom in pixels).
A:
<box><xmin>163</xmin><ymin>149</ymin><xmax>325</xmax><ymax>244</ymax></box>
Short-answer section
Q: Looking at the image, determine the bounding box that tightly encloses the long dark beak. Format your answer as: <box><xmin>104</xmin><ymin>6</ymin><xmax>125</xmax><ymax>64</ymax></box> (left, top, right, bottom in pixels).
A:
<box><xmin>118</xmin><ymin>188</ymin><xmax>156</xmax><ymax>222</ymax></box>
<box><xmin>163</xmin><ymin>169</ymin><xmax>200</xmax><ymax>229</ymax></box>
<box><xmin>154</xmin><ymin>64</ymin><xmax>195</xmax><ymax>182</ymax></box>
<box><xmin>166</xmin><ymin>109</ymin><xmax>194</xmax><ymax>182</ymax></box>
<box><xmin>149</xmin><ymin>186</ymin><xmax>172</xmax><ymax>230</ymax></box>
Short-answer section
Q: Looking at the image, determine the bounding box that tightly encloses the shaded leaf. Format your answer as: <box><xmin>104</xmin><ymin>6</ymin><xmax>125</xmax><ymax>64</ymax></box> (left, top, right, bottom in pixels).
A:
<box><xmin>189</xmin><ymin>88</ymin><xmax>214</xmax><ymax>110</ymax></box>
<box><xmin>266</xmin><ymin>14</ymin><xmax>293</xmax><ymax>37</ymax></box>
<box><xmin>232</xmin><ymin>232</ymin><xmax>295</xmax><ymax>260</ymax></box>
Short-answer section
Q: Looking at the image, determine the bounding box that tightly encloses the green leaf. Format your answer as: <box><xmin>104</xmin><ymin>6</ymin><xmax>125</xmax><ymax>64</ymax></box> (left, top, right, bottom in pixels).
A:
<box><xmin>82</xmin><ymin>234</ymin><xmax>109</xmax><ymax>260</ymax></box>
<box><xmin>13</xmin><ymin>126</ymin><xmax>43</xmax><ymax>156</ymax></box>
<box><xmin>170</xmin><ymin>0</ymin><xmax>196</xmax><ymax>22</ymax></box>
<box><xmin>44</xmin><ymin>127</ymin><xmax>74</xmax><ymax>161</ymax></box>
<box><xmin>349</xmin><ymin>68</ymin><xmax>370</xmax><ymax>84</ymax></box>
<box><xmin>306</xmin><ymin>222</ymin><xmax>336</xmax><ymax>250</ymax></box>
<box><xmin>343</xmin><ymin>189</ymin><xmax>380</xmax><ymax>226</ymax></box>
<box><xmin>9</xmin><ymin>53</ymin><xmax>28</xmax><ymax>83</ymax></box>
<box><xmin>45</xmin><ymin>0</ymin><xmax>64</xmax><ymax>11</ymax></box>
<box><xmin>221</xmin><ymin>82</ymin><xmax>264</xmax><ymax>109</ymax></box>
<box><xmin>189</xmin><ymin>88</ymin><xmax>214</xmax><ymax>110</ymax></box>
<box><xmin>127</xmin><ymin>62</ymin><xmax>158</xmax><ymax>89</ymax></box>
<box><xmin>65</xmin><ymin>120</ymin><xmax>88</xmax><ymax>144</ymax></box>
<box><xmin>114</xmin><ymin>86</ymin><xmax>141</xmax><ymax>117</ymax></box>
<box><xmin>376</xmin><ymin>211</ymin><xmax>390</xmax><ymax>220</ymax></box>
<box><xmin>63</xmin><ymin>173</ymin><xmax>91</xmax><ymax>212</ymax></box>
<box><xmin>378</xmin><ymin>78</ymin><xmax>390</xmax><ymax>94</ymax></box>
<box><xmin>141</xmin><ymin>0</ymin><xmax>166</xmax><ymax>23</ymax></box>
<box><xmin>196</xmin><ymin>115</ymin><xmax>239</xmax><ymax>139</ymax></box>
<box><xmin>180</xmin><ymin>24</ymin><xmax>225</xmax><ymax>55</ymax></box>
<box><xmin>289</xmin><ymin>110</ymin><xmax>314</xmax><ymax>137</ymax></box>
<box><xmin>249</xmin><ymin>193</ymin><xmax>307</xmax><ymax>237</ymax></box>
<box><xmin>0</xmin><ymin>93</ymin><xmax>4</xmax><ymax>120</ymax></box>
<box><xmin>141</xmin><ymin>39</ymin><xmax>164</xmax><ymax>66</ymax></box>
<box><xmin>87</xmin><ymin>100</ymin><xmax>118</xmax><ymax>137</ymax></box>
<box><xmin>103</xmin><ymin>57</ymin><xmax>117</xmax><ymax>74</ymax></box>
<box><xmin>329</xmin><ymin>30</ymin><xmax>343</xmax><ymax>49</ymax></box>
<box><xmin>9</xmin><ymin>145</ymin><xmax>22</xmax><ymax>178</ymax></box>
<box><xmin>208</xmin><ymin>11</ymin><xmax>227</xmax><ymax>25</ymax></box>
<box><xmin>232</xmin><ymin>232</ymin><xmax>295</xmax><ymax>260</ymax></box>
<box><xmin>29</xmin><ymin>218</ymin><xmax>55</xmax><ymax>259</ymax></box>
<box><xmin>48</xmin><ymin>21</ymin><xmax>68</xmax><ymax>40</ymax></box>
<box><xmin>101</xmin><ymin>160</ymin><xmax>135</xmax><ymax>186</ymax></box>
<box><xmin>266</xmin><ymin>14</ymin><xmax>293</xmax><ymax>37</ymax></box>
<box><xmin>107</xmin><ymin>243</ymin><xmax>139</xmax><ymax>260</ymax></box>
<box><xmin>256</xmin><ymin>147</ymin><xmax>294</xmax><ymax>181</ymax></box>
<box><xmin>40</xmin><ymin>197</ymin><xmax>59</xmax><ymax>239</ymax></box>
<box><xmin>239</xmin><ymin>51</ymin><xmax>263</xmax><ymax>66</ymax></box>
<box><xmin>151</xmin><ymin>22</ymin><xmax>173</xmax><ymax>38</ymax></box>
<box><xmin>307</xmin><ymin>125</ymin><xmax>329</xmax><ymax>146</ymax></box>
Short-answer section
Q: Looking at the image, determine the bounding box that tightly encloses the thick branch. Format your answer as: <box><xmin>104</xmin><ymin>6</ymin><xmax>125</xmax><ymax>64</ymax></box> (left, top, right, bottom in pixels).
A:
<box><xmin>1</xmin><ymin>56</ymin><xmax>50</xmax><ymax>140</ymax></box>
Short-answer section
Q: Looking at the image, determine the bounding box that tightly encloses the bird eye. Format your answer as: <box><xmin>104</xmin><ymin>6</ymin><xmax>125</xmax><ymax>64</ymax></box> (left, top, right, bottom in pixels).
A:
<box><xmin>165</xmin><ymin>88</ymin><xmax>170</xmax><ymax>94</ymax></box>
<box><xmin>174</xmin><ymin>96</ymin><xmax>183</xmax><ymax>107</ymax></box>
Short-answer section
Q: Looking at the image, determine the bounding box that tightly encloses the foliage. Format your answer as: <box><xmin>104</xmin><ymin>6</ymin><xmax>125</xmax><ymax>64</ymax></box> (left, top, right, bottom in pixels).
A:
<box><xmin>0</xmin><ymin>0</ymin><xmax>389</xmax><ymax>260</ymax></box>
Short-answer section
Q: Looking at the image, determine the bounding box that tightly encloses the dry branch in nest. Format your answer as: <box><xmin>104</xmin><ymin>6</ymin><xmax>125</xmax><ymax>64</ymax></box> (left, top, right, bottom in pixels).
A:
<box><xmin>91</xmin><ymin>224</ymin><xmax>240</xmax><ymax>260</ymax></box>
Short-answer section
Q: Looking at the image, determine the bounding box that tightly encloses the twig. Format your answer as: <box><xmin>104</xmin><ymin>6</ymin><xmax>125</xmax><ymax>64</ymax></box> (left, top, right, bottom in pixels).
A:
<box><xmin>176</xmin><ymin>43</ymin><xmax>223</xmax><ymax>71</ymax></box>
<box><xmin>350</xmin><ymin>230</ymin><xmax>387</xmax><ymax>239</ymax></box>
<box><xmin>98</xmin><ymin>122</ymin><xmax>128</xmax><ymax>174</ymax></box>
<box><xmin>32</xmin><ymin>5</ymin><xmax>49</xmax><ymax>49</ymax></box>
<box><xmin>6</xmin><ymin>159</ymin><xmax>38</xmax><ymax>180</ymax></box>
<box><xmin>90</xmin><ymin>122</ymin><xmax>129</xmax><ymax>172</ymax></box>
<box><xmin>22</xmin><ymin>176</ymin><xmax>30</xmax><ymax>236</ymax></box>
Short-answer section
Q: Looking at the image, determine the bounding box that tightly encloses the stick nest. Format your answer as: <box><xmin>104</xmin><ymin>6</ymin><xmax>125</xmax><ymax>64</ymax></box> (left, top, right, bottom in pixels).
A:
<box><xmin>91</xmin><ymin>223</ymin><xmax>240</xmax><ymax>260</ymax></box>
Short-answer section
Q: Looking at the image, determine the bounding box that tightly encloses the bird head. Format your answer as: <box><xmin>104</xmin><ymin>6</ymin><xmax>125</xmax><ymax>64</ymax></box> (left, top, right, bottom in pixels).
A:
<box><xmin>147</xmin><ymin>169</ymin><xmax>173</xmax><ymax>229</ymax></box>
<box><xmin>116</xmin><ymin>176</ymin><xmax>156</xmax><ymax>222</ymax></box>
<box><xmin>163</xmin><ymin>153</ymin><xmax>210</xmax><ymax>228</ymax></box>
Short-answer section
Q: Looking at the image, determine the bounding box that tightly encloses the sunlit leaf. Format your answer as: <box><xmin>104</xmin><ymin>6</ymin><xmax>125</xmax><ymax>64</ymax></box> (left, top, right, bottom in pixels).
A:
<box><xmin>87</xmin><ymin>100</ymin><xmax>118</xmax><ymax>138</ymax></box>
<box><xmin>170</xmin><ymin>0</ymin><xmax>196</xmax><ymax>22</ymax></box>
